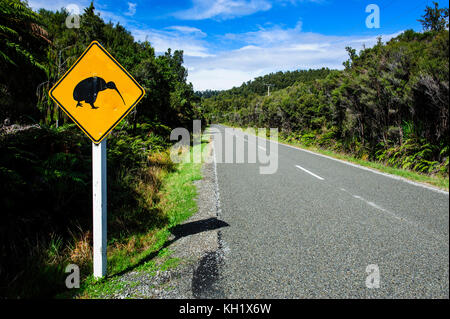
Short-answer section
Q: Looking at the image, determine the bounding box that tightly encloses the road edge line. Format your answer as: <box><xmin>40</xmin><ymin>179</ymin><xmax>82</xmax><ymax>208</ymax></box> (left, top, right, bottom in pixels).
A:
<box><xmin>223</xmin><ymin>125</ymin><xmax>449</xmax><ymax>196</ymax></box>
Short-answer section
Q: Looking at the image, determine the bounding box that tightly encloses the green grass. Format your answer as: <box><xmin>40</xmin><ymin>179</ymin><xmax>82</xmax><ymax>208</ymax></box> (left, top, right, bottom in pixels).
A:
<box><xmin>62</xmin><ymin>142</ymin><xmax>205</xmax><ymax>299</ymax></box>
<box><xmin>76</xmin><ymin>249</ymin><xmax>182</xmax><ymax>299</ymax></box>
<box><xmin>303</xmin><ymin>145</ymin><xmax>449</xmax><ymax>190</ymax></box>
<box><xmin>226</xmin><ymin>124</ymin><xmax>449</xmax><ymax>191</ymax></box>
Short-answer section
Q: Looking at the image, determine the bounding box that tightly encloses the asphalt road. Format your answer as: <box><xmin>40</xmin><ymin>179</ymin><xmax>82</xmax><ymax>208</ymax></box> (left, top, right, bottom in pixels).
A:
<box><xmin>208</xmin><ymin>124</ymin><xmax>449</xmax><ymax>298</ymax></box>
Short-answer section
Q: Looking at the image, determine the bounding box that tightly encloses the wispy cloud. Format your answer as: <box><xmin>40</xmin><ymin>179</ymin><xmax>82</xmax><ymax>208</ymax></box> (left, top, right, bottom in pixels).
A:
<box><xmin>185</xmin><ymin>23</ymin><xmax>402</xmax><ymax>90</ymax></box>
<box><xmin>165</xmin><ymin>26</ymin><xmax>207</xmax><ymax>37</ymax></box>
<box><xmin>173</xmin><ymin>0</ymin><xmax>272</xmax><ymax>20</ymax></box>
<box><xmin>28</xmin><ymin>0</ymin><xmax>90</xmax><ymax>12</ymax></box>
<box><xmin>28</xmin><ymin>0</ymin><xmax>133</xmax><ymax>26</ymax></box>
<box><xmin>131</xmin><ymin>26</ymin><xmax>213</xmax><ymax>58</ymax></box>
<box><xmin>279</xmin><ymin>0</ymin><xmax>326</xmax><ymax>5</ymax></box>
<box><xmin>124</xmin><ymin>2</ymin><xmax>137</xmax><ymax>16</ymax></box>
<box><xmin>97</xmin><ymin>9</ymin><xmax>133</xmax><ymax>26</ymax></box>
<box><xmin>224</xmin><ymin>21</ymin><xmax>303</xmax><ymax>45</ymax></box>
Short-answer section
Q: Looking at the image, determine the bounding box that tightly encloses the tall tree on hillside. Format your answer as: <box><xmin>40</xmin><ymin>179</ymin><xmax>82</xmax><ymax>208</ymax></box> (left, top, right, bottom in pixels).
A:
<box><xmin>418</xmin><ymin>1</ymin><xmax>449</xmax><ymax>31</ymax></box>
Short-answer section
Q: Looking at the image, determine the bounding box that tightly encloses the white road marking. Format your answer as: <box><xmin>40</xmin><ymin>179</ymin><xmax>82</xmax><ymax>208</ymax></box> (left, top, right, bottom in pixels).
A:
<box><xmin>225</xmin><ymin>126</ymin><xmax>448</xmax><ymax>195</ymax></box>
<box><xmin>233</xmin><ymin>130</ymin><xmax>267</xmax><ymax>151</ymax></box>
<box><xmin>342</xmin><ymin>189</ymin><xmax>404</xmax><ymax>221</ymax></box>
<box><xmin>366</xmin><ymin>201</ymin><xmax>401</xmax><ymax>220</ymax></box>
<box><xmin>211</xmin><ymin>134</ymin><xmax>222</xmax><ymax>218</ymax></box>
<box><xmin>295</xmin><ymin>165</ymin><xmax>325</xmax><ymax>181</ymax></box>
<box><xmin>340</xmin><ymin>183</ymin><xmax>449</xmax><ymax>242</ymax></box>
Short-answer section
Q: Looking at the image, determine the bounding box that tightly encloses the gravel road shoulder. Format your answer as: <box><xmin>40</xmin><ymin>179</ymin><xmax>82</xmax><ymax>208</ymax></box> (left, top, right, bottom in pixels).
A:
<box><xmin>111</xmin><ymin>140</ymin><xmax>228</xmax><ymax>299</ymax></box>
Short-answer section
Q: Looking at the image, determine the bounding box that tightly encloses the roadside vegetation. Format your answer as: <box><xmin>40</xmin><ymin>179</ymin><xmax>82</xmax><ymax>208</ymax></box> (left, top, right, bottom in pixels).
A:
<box><xmin>0</xmin><ymin>0</ymin><xmax>203</xmax><ymax>298</ymax></box>
<box><xmin>201</xmin><ymin>2</ymin><xmax>449</xmax><ymax>187</ymax></box>
<box><xmin>65</xmin><ymin>142</ymin><xmax>204</xmax><ymax>299</ymax></box>
<box><xmin>227</xmin><ymin>124</ymin><xmax>448</xmax><ymax>190</ymax></box>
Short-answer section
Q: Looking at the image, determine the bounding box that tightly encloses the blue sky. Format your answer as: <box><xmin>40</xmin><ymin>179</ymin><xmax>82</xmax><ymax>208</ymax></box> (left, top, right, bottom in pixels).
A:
<box><xmin>28</xmin><ymin>0</ymin><xmax>447</xmax><ymax>90</ymax></box>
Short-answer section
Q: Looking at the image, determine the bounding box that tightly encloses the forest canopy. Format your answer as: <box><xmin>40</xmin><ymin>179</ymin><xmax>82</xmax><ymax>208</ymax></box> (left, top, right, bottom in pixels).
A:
<box><xmin>0</xmin><ymin>0</ymin><xmax>199</xmax><ymax>128</ymax></box>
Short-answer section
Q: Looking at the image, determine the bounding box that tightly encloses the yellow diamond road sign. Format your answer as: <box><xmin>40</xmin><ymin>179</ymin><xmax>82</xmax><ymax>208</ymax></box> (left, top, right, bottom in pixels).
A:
<box><xmin>50</xmin><ymin>41</ymin><xmax>145</xmax><ymax>143</ymax></box>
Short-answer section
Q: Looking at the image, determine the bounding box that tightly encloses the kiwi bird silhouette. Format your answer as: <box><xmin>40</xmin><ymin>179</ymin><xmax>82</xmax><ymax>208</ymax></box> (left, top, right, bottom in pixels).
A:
<box><xmin>73</xmin><ymin>76</ymin><xmax>125</xmax><ymax>109</ymax></box>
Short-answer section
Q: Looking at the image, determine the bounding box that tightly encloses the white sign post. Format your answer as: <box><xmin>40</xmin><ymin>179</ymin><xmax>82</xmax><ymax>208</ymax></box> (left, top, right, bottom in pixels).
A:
<box><xmin>49</xmin><ymin>41</ymin><xmax>145</xmax><ymax>279</ymax></box>
<box><xmin>92</xmin><ymin>139</ymin><xmax>107</xmax><ymax>278</ymax></box>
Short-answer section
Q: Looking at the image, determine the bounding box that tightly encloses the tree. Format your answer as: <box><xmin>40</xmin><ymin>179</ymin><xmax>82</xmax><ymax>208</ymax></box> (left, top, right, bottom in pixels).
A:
<box><xmin>0</xmin><ymin>0</ymin><xmax>48</xmax><ymax>69</ymax></box>
<box><xmin>418</xmin><ymin>1</ymin><xmax>449</xmax><ymax>32</ymax></box>
<box><xmin>0</xmin><ymin>0</ymin><xmax>49</xmax><ymax>122</ymax></box>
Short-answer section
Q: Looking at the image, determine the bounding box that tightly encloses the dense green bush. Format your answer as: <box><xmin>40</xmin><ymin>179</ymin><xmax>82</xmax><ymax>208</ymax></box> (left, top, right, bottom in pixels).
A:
<box><xmin>0</xmin><ymin>122</ymin><xmax>174</xmax><ymax>298</ymax></box>
<box><xmin>202</xmin><ymin>25</ymin><xmax>449</xmax><ymax>177</ymax></box>
<box><xmin>1</xmin><ymin>1</ymin><xmax>199</xmax><ymax>128</ymax></box>
<box><xmin>0</xmin><ymin>1</ymin><xmax>200</xmax><ymax>298</ymax></box>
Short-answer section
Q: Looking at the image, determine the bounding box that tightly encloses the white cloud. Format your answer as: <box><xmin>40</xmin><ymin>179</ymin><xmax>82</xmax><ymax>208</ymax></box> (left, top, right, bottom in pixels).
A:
<box><xmin>131</xmin><ymin>27</ymin><xmax>213</xmax><ymax>58</ymax></box>
<box><xmin>224</xmin><ymin>20</ymin><xmax>303</xmax><ymax>44</ymax></box>
<box><xmin>97</xmin><ymin>10</ymin><xmax>132</xmax><ymax>25</ymax></box>
<box><xmin>28</xmin><ymin>0</ymin><xmax>131</xmax><ymax>26</ymax></box>
<box><xmin>28</xmin><ymin>0</ymin><xmax>90</xmax><ymax>12</ymax></box>
<box><xmin>279</xmin><ymin>0</ymin><xmax>325</xmax><ymax>5</ymax></box>
<box><xmin>173</xmin><ymin>0</ymin><xmax>272</xmax><ymax>20</ymax></box>
<box><xmin>185</xmin><ymin>24</ymin><xmax>402</xmax><ymax>90</ymax></box>
<box><xmin>165</xmin><ymin>26</ymin><xmax>207</xmax><ymax>37</ymax></box>
<box><xmin>187</xmin><ymin>68</ymin><xmax>266</xmax><ymax>91</ymax></box>
<box><xmin>124</xmin><ymin>2</ymin><xmax>137</xmax><ymax>16</ymax></box>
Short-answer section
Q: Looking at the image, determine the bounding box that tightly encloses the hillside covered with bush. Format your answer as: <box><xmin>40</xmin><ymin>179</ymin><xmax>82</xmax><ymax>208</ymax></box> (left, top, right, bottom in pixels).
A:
<box><xmin>0</xmin><ymin>0</ymin><xmax>200</xmax><ymax>298</ymax></box>
<box><xmin>201</xmin><ymin>3</ymin><xmax>449</xmax><ymax>179</ymax></box>
<box><xmin>195</xmin><ymin>68</ymin><xmax>332</xmax><ymax>98</ymax></box>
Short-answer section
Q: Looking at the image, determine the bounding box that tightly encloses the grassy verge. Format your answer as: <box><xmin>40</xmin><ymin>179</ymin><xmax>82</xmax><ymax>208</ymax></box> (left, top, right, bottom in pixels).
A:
<box><xmin>225</xmin><ymin>123</ymin><xmax>449</xmax><ymax>191</ymax></box>
<box><xmin>67</xmin><ymin>141</ymin><xmax>205</xmax><ymax>299</ymax></box>
<box><xmin>1</xmin><ymin>123</ymin><xmax>183</xmax><ymax>298</ymax></box>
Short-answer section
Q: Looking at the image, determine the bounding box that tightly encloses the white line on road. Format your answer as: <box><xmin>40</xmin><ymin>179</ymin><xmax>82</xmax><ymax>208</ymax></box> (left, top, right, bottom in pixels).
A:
<box><xmin>351</xmin><ymin>194</ymin><xmax>401</xmax><ymax>220</ymax></box>
<box><xmin>295</xmin><ymin>165</ymin><xmax>325</xmax><ymax>181</ymax></box>
<box><xmin>224</xmin><ymin>126</ymin><xmax>448</xmax><ymax>195</ymax></box>
<box><xmin>239</xmin><ymin>131</ymin><xmax>266</xmax><ymax>151</ymax></box>
<box><xmin>336</xmin><ymin>177</ymin><xmax>447</xmax><ymax>242</ymax></box>
<box><xmin>347</xmin><ymin>192</ymin><xmax>405</xmax><ymax>222</ymax></box>
<box><xmin>211</xmin><ymin>134</ymin><xmax>222</xmax><ymax>217</ymax></box>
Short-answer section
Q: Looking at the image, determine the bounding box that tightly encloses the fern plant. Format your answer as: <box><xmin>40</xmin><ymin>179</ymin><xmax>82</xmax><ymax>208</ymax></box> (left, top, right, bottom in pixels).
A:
<box><xmin>375</xmin><ymin>136</ymin><xmax>442</xmax><ymax>174</ymax></box>
<box><xmin>0</xmin><ymin>0</ymin><xmax>46</xmax><ymax>70</ymax></box>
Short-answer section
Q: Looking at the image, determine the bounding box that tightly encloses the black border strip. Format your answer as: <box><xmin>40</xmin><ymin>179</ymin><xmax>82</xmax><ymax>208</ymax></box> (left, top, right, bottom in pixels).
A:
<box><xmin>49</xmin><ymin>41</ymin><xmax>145</xmax><ymax>144</ymax></box>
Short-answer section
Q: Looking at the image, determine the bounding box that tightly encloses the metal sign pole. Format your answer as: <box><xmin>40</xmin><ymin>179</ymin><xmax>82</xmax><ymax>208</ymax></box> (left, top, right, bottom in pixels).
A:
<box><xmin>92</xmin><ymin>139</ymin><xmax>107</xmax><ymax>278</ymax></box>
